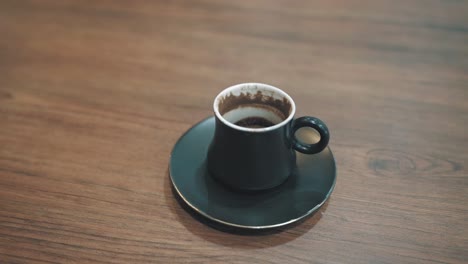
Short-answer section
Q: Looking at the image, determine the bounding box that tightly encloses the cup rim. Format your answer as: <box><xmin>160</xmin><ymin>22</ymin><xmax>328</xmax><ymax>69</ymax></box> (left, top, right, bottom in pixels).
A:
<box><xmin>213</xmin><ymin>83</ymin><xmax>296</xmax><ymax>133</ymax></box>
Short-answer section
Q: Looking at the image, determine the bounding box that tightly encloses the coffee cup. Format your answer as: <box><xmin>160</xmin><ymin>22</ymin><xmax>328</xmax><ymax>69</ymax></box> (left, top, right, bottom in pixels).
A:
<box><xmin>207</xmin><ymin>83</ymin><xmax>330</xmax><ymax>191</ymax></box>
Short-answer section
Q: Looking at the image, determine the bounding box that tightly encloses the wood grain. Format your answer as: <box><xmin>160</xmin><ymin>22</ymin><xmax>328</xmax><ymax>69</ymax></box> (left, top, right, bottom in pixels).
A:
<box><xmin>1</xmin><ymin>0</ymin><xmax>467</xmax><ymax>263</ymax></box>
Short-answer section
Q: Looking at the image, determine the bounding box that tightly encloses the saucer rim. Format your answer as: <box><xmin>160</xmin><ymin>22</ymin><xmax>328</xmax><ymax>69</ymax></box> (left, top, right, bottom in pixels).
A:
<box><xmin>169</xmin><ymin>117</ymin><xmax>337</xmax><ymax>230</ymax></box>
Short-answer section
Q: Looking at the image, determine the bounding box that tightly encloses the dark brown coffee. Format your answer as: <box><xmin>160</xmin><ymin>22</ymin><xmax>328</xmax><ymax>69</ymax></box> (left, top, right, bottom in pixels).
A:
<box><xmin>235</xmin><ymin>117</ymin><xmax>276</xmax><ymax>128</ymax></box>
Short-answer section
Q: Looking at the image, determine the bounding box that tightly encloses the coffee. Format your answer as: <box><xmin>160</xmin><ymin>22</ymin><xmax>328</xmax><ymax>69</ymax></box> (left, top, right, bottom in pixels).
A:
<box><xmin>209</xmin><ymin>82</ymin><xmax>331</xmax><ymax>191</ymax></box>
<box><xmin>235</xmin><ymin>117</ymin><xmax>276</xmax><ymax>128</ymax></box>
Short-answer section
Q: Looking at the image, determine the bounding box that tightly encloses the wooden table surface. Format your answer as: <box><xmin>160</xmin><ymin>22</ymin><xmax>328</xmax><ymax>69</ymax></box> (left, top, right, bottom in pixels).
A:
<box><xmin>1</xmin><ymin>0</ymin><xmax>467</xmax><ymax>263</ymax></box>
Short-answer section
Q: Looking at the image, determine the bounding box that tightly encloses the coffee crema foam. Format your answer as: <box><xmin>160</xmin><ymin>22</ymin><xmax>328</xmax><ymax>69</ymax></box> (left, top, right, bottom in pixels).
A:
<box><xmin>218</xmin><ymin>91</ymin><xmax>291</xmax><ymax>117</ymax></box>
<box><xmin>218</xmin><ymin>91</ymin><xmax>291</xmax><ymax>128</ymax></box>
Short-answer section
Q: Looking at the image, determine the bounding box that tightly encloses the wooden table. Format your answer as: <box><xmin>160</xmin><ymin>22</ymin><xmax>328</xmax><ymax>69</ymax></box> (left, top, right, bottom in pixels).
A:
<box><xmin>1</xmin><ymin>1</ymin><xmax>467</xmax><ymax>263</ymax></box>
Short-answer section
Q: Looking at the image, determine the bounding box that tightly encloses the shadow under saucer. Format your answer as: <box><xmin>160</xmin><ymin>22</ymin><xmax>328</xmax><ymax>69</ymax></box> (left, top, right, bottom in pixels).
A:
<box><xmin>164</xmin><ymin>171</ymin><xmax>330</xmax><ymax>247</ymax></box>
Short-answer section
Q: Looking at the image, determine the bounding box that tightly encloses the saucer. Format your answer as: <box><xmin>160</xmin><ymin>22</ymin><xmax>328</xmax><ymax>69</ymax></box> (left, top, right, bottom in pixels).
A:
<box><xmin>169</xmin><ymin>117</ymin><xmax>336</xmax><ymax>230</ymax></box>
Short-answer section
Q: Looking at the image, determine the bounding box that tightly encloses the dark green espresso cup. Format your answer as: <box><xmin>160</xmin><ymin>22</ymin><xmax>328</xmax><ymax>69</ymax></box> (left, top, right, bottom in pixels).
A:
<box><xmin>207</xmin><ymin>83</ymin><xmax>330</xmax><ymax>192</ymax></box>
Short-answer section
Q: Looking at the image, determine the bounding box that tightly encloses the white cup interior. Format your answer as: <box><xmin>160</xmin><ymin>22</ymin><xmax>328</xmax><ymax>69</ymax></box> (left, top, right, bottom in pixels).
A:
<box><xmin>213</xmin><ymin>83</ymin><xmax>296</xmax><ymax>132</ymax></box>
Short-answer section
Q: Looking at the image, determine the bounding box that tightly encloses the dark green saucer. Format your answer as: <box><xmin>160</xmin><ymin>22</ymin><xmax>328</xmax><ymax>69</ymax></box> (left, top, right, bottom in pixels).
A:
<box><xmin>169</xmin><ymin>117</ymin><xmax>336</xmax><ymax>230</ymax></box>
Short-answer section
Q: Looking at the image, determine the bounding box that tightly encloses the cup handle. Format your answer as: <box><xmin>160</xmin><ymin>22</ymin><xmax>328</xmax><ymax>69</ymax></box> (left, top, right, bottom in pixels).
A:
<box><xmin>292</xmin><ymin>116</ymin><xmax>330</xmax><ymax>154</ymax></box>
